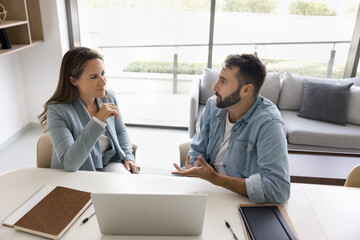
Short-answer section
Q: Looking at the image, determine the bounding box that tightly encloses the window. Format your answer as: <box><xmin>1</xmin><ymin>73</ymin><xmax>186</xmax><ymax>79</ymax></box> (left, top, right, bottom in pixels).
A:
<box><xmin>73</xmin><ymin>0</ymin><xmax>360</xmax><ymax>127</ymax></box>
<box><xmin>77</xmin><ymin>0</ymin><xmax>211</xmax><ymax>127</ymax></box>
<box><xmin>212</xmin><ymin>0</ymin><xmax>359</xmax><ymax>78</ymax></box>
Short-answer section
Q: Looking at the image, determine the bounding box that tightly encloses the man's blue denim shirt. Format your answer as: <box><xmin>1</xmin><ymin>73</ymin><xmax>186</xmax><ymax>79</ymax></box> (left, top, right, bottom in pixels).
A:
<box><xmin>189</xmin><ymin>95</ymin><xmax>290</xmax><ymax>203</ymax></box>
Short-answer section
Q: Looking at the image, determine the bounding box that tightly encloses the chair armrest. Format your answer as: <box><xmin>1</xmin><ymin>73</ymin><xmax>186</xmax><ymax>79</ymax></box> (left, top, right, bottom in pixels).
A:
<box><xmin>189</xmin><ymin>78</ymin><xmax>201</xmax><ymax>138</ymax></box>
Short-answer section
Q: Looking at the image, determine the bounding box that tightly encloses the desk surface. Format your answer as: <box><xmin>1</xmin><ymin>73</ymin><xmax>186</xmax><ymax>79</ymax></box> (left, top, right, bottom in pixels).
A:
<box><xmin>0</xmin><ymin>168</ymin><xmax>359</xmax><ymax>240</ymax></box>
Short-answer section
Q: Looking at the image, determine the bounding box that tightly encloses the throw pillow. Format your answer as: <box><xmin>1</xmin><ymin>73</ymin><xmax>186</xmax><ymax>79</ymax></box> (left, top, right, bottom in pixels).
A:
<box><xmin>278</xmin><ymin>72</ymin><xmax>360</xmax><ymax>111</ymax></box>
<box><xmin>200</xmin><ymin>68</ymin><xmax>218</xmax><ymax>104</ymax></box>
<box><xmin>259</xmin><ymin>72</ymin><xmax>281</xmax><ymax>105</ymax></box>
<box><xmin>298</xmin><ymin>80</ymin><xmax>353</xmax><ymax>125</ymax></box>
<box><xmin>346</xmin><ymin>86</ymin><xmax>360</xmax><ymax>125</ymax></box>
<box><xmin>278</xmin><ymin>72</ymin><xmax>306</xmax><ymax>110</ymax></box>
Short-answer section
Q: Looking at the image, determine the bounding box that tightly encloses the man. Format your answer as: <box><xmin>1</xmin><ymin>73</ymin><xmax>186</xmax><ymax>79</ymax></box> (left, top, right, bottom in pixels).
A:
<box><xmin>172</xmin><ymin>54</ymin><xmax>290</xmax><ymax>203</ymax></box>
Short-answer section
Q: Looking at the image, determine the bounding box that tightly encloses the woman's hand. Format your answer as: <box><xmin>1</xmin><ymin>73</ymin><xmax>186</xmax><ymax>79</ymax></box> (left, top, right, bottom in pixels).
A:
<box><xmin>124</xmin><ymin>160</ymin><xmax>139</xmax><ymax>174</ymax></box>
<box><xmin>95</xmin><ymin>103</ymin><xmax>119</xmax><ymax>122</ymax></box>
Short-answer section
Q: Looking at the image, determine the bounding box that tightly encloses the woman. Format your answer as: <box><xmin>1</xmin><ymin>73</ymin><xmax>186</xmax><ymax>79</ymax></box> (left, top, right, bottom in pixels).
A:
<box><xmin>38</xmin><ymin>47</ymin><xmax>139</xmax><ymax>173</ymax></box>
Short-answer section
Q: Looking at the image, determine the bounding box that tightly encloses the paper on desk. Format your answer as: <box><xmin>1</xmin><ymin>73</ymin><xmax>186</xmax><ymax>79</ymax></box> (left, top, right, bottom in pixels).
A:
<box><xmin>2</xmin><ymin>185</ymin><xmax>56</xmax><ymax>227</ymax></box>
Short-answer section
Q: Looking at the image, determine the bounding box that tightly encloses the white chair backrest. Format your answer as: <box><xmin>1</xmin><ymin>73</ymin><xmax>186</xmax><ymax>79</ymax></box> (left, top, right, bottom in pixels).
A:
<box><xmin>344</xmin><ymin>165</ymin><xmax>360</xmax><ymax>188</ymax></box>
<box><xmin>36</xmin><ymin>132</ymin><xmax>52</xmax><ymax>168</ymax></box>
<box><xmin>179</xmin><ymin>141</ymin><xmax>191</xmax><ymax>167</ymax></box>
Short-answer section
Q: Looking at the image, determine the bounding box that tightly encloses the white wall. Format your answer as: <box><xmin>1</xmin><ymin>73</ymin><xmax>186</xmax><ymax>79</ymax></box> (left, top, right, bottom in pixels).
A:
<box><xmin>0</xmin><ymin>54</ymin><xmax>29</xmax><ymax>145</ymax></box>
<box><xmin>0</xmin><ymin>0</ymin><xmax>69</xmax><ymax>146</ymax></box>
<box><xmin>20</xmin><ymin>0</ymin><xmax>69</xmax><ymax>123</ymax></box>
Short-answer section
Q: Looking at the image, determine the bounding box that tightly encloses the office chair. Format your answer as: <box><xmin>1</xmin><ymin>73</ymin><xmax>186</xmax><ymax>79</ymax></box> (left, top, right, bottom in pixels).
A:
<box><xmin>36</xmin><ymin>131</ymin><xmax>52</xmax><ymax>168</ymax></box>
<box><xmin>36</xmin><ymin>132</ymin><xmax>137</xmax><ymax>168</ymax></box>
<box><xmin>344</xmin><ymin>165</ymin><xmax>360</xmax><ymax>188</ymax></box>
<box><xmin>178</xmin><ymin>141</ymin><xmax>191</xmax><ymax>167</ymax></box>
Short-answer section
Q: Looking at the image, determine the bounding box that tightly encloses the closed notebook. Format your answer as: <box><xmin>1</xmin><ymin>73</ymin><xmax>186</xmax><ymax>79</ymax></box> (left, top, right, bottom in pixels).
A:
<box><xmin>238</xmin><ymin>205</ymin><xmax>298</xmax><ymax>240</ymax></box>
<box><xmin>12</xmin><ymin>186</ymin><xmax>91</xmax><ymax>240</ymax></box>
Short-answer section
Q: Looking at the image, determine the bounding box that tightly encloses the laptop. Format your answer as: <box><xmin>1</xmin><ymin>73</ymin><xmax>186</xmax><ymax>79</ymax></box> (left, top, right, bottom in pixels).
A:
<box><xmin>91</xmin><ymin>192</ymin><xmax>207</xmax><ymax>236</ymax></box>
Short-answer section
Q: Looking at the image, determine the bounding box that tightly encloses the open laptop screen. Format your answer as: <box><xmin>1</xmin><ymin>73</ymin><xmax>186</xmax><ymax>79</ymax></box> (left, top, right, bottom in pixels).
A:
<box><xmin>91</xmin><ymin>192</ymin><xmax>207</xmax><ymax>236</ymax></box>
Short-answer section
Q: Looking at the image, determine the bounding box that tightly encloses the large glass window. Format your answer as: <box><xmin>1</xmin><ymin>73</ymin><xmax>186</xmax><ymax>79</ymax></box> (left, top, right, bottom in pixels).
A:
<box><xmin>78</xmin><ymin>0</ymin><xmax>211</xmax><ymax>127</ymax></box>
<box><xmin>76</xmin><ymin>0</ymin><xmax>359</xmax><ymax>127</ymax></box>
<box><xmin>212</xmin><ymin>0</ymin><xmax>359</xmax><ymax>78</ymax></box>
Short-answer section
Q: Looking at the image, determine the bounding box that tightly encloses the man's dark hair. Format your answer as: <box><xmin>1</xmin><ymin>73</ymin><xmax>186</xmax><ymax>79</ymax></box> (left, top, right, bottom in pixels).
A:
<box><xmin>223</xmin><ymin>54</ymin><xmax>266</xmax><ymax>98</ymax></box>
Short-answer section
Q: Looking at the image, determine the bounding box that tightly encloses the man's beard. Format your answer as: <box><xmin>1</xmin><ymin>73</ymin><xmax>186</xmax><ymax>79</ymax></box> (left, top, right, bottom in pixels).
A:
<box><xmin>215</xmin><ymin>85</ymin><xmax>242</xmax><ymax>108</ymax></box>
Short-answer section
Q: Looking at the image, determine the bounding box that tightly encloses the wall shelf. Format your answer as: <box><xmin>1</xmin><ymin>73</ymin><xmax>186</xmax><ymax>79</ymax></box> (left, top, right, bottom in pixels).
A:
<box><xmin>0</xmin><ymin>20</ymin><xmax>28</xmax><ymax>29</ymax></box>
<box><xmin>0</xmin><ymin>0</ymin><xmax>44</xmax><ymax>57</ymax></box>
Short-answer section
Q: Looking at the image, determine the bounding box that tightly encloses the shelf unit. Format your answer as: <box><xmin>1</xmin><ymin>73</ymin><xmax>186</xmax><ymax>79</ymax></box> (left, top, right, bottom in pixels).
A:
<box><xmin>0</xmin><ymin>0</ymin><xmax>44</xmax><ymax>56</ymax></box>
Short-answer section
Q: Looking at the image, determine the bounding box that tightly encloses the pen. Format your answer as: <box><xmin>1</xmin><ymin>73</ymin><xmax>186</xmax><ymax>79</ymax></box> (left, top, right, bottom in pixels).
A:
<box><xmin>225</xmin><ymin>220</ymin><xmax>238</xmax><ymax>240</ymax></box>
<box><xmin>82</xmin><ymin>212</ymin><xmax>95</xmax><ymax>224</ymax></box>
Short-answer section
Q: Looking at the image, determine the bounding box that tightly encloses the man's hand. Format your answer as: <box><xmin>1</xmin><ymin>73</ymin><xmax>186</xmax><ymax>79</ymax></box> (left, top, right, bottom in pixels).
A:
<box><xmin>172</xmin><ymin>154</ymin><xmax>217</xmax><ymax>182</ymax></box>
<box><xmin>172</xmin><ymin>154</ymin><xmax>248</xmax><ymax>196</ymax></box>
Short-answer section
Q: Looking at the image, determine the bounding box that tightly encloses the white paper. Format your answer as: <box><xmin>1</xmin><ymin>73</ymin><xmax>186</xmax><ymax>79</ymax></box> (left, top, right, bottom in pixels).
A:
<box><xmin>2</xmin><ymin>185</ymin><xmax>56</xmax><ymax>227</ymax></box>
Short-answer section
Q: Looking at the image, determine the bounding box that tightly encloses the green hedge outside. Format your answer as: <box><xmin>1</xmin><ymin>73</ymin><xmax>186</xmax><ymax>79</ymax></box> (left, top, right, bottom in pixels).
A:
<box><xmin>264</xmin><ymin>59</ymin><xmax>345</xmax><ymax>78</ymax></box>
<box><xmin>124</xmin><ymin>61</ymin><xmax>211</xmax><ymax>75</ymax></box>
<box><xmin>221</xmin><ymin>0</ymin><xmax>278</xmax><ymax>13</ymax></box>
<box><xmin>84</xmin><ymin>0</ymin><xmax>345</xmax><ymax>16</ymax></box>
<box><xmin>123</xmin><ymin>59</ymin><xmax>348</xmax><ymax>79</ymax></box>
<box><xmin>289</xmin><ymin>1</ymin><xmax>336</xmax><ymax>16</ymax></box>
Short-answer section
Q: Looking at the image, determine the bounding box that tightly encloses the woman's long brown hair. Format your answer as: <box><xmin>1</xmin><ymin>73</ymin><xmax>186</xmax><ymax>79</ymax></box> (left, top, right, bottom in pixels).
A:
<box><xmin>38</xmin><ymin>47</ymin><xmax>105</xmax><ymax>129</ymax></box>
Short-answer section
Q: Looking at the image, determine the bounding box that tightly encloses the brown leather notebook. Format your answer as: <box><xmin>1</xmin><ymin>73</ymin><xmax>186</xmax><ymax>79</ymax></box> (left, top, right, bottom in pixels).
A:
<box><xmin>13</xmin><ymin>186</ymin><xmax>91</xmax><ymax>239</ymax></box>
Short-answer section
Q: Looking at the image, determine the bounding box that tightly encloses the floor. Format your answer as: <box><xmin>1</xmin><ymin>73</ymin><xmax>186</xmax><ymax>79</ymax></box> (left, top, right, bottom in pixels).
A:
<box><xmin>115</xmin><ymin>93</ymin><xmax>190</xmax><ymax>128</ymax></box>
<box><xmin>0</xmin><ymin>125</ymin><xmax>190</xmax><ymax>175</ymax></box>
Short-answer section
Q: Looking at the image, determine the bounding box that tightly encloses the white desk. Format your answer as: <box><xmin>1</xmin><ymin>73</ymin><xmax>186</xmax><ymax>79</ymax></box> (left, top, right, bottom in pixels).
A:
<box><xmin>0</xmin><ymin>168</ymin><xmax>359</xmax><ymax>240</ymax></box>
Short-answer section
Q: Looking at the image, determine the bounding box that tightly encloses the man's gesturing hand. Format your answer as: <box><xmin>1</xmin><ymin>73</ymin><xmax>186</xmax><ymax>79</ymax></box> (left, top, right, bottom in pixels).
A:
<box><xmin>172</xmin><ymin>154</ymin><xmax>217</xmax><ymax>182</ymax></box>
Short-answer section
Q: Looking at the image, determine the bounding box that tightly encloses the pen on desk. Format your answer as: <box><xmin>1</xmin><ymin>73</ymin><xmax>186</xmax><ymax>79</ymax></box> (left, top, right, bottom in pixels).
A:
<box><xmin>225</xmin><ymin>220</ymin><xmax>239</xmax><ymax>240</ymax></box>
<box><xmin>82</xmin><ymin>212</ymin><xmax>95</xmax><ymax>224</ymax></box>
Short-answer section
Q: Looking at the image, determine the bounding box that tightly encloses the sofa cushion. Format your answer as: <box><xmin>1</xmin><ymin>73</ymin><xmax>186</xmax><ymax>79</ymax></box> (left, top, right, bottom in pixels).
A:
<box><xmin>297</xmin><ymin>80</ymin><xmax>353</xmax><ymax>125</ymax></box>
<box><xmin>200</xmin><ymin>68</ymin><xmax>218</xmax><ymax>105</ymax></box>
<box><xmin>347</xmin><ymin>86</ymin><xmax>360</xmax><ymax>125</ymax></box>
<box><xmin>278</xmin><ymin>72</ymin><xmax>360</xmax><ymax>110</ymax></box>
<box><xmin>259</xmin><ymin>72</ymin><xmax>281</xmax><ymax>105</ymax></box>
<box><xmin>281</xmin><ymin>110</ymin><xmax>360</xmax><ymax>150</ymax></box>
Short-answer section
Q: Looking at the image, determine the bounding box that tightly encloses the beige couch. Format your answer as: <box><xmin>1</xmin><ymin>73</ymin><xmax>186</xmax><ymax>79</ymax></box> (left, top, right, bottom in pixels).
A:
<box><xmin>189</xmin><ymin>69</ymin><xmax>360</xmax><ymax>154</ymax></box>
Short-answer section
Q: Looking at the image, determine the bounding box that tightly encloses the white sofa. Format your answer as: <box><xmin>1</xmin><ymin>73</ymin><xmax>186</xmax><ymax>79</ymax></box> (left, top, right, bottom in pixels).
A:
<box><xmin>189</xmin><ymin>69</ymin><xmax>360</xmax><ymax>154</ymax></box>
